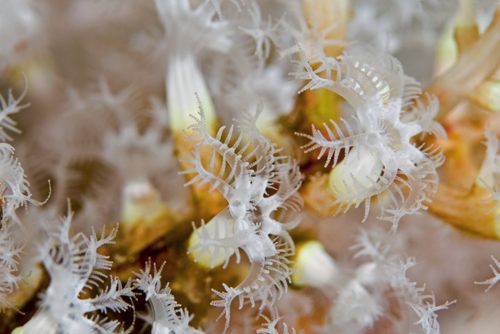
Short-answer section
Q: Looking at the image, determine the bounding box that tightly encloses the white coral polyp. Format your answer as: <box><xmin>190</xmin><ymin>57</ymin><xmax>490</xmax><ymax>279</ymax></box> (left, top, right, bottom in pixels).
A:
<box><xmin>183</xmin><ymin>108</ymin><xmax>302</xmax><ymax>332</ymax></box>
<box><xmin>327</xmin><ymin>228</ymin><xmax>455</xmax><ymax>334</ymax></box>
<box><xmin>0</xmin><ymin>144</ymin><xmax>33</xmax><ymax>223</ymax></box>
<box><xmin>185</xmin><ymin>109</ymin><xmax>302</xmax><ymax>266</ymax></box>
<box><xmin>297</xmin><ymin>46</ymin><xmax>445</xmax><ymax>228</ymax></box>
<box><xmin>0</xmin><ymin>89</ymin><xmax>28</xmax><ymax>142</ymax></box>
<box><xmin>0</xmin><ymin>90</ymin><xmax>34</xmax><ymax>223</ymax></box>
<box><xmin>279</xmin><ymin>0</ymin><xmax>348</xmax><ymax>60</ymax></box>
<box><xmin>167</xmin><ymin>54</ymin><xmax>217</xmax><ymax>133</ymax></box>
<box><xmin>135</xmin><ymin>261</ymin><xmax>203</xmax><ymax>334</ymax></box>
<box><xmin>154</xmin><ymin>0</ymin><xmax>231</xmax><ymax>133</ymax></box>
<box><xmin>0</xmin><ymin>222</ymin><xmax>23</xmax><ymax>310</ymax></box>
<box><xmin>16</xmin><ymin>214</ymin><xmax>134</xmax><ymax>334</ymax></box>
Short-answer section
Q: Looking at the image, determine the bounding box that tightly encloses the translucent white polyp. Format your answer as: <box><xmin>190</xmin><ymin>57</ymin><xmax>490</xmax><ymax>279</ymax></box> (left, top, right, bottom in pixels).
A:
<box><xmin>328</xmin><ymin>145</ymin><xmax>384</xmax><ymax>201</ymax></box>
<box><xmin>121</xmin><ymin>179</ymin><xmax>162</xmax><ymax>224</ymax></box>
<box><xmin>292</xmin><ymin>241</ymin><xmax>340</xmax><ymax>288</ymax></box>
<box><xmin>167</xmin><ymin>54</ymin><xmax>216</xmax><ymax>133</ymax></box>
<box><xmin>331</xmin><ymin>279</ymin><xmax>381</xmax><ymax>329</ymax></box>
<box><xmin>188</xmin><ymin>207</ymin><xmax>235</xmax><ymax>269</ymax></box>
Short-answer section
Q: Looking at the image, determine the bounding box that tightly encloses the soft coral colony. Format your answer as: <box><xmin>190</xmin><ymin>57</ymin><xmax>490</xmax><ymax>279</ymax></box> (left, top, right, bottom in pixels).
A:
<box><xmin>0</xmin><ymin>0</ymin><xmax>499</xmax><ymax>333</ymax></box>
